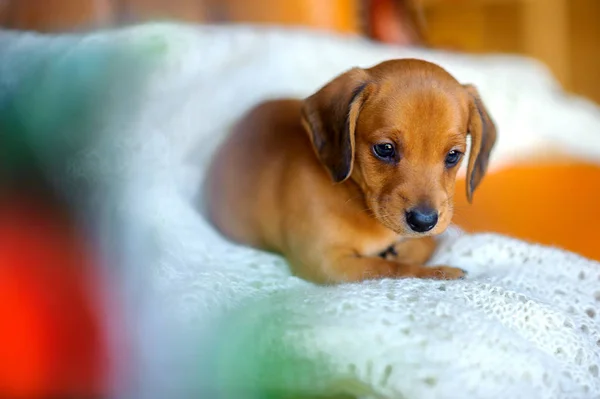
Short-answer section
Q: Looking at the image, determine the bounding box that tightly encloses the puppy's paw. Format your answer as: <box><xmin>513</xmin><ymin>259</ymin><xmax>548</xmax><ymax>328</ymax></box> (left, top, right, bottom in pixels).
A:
<box><xmin>419</xmin><ymin>265</ymin><xmax>466</xmax><ymax>280</ymax></box>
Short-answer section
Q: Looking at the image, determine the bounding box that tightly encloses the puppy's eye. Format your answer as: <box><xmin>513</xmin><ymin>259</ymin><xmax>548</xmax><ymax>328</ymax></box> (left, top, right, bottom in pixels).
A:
<box><xmin>373</xmin><ymin>143</ymin><xmax>396</xmax><ymax>161</ymax></box>
<box><xmin>444</xmin><ymin>150</ymin><xmax>463</xmax><ymax>168</ymax></box>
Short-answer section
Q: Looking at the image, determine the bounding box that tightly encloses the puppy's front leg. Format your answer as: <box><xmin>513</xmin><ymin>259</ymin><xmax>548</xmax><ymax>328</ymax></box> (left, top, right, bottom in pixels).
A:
<box><xmin>323</xmin><ymin>249</ymin><xmax>465</xmax><ymax>283</ymax></box>
<box><xmin>383</xmin><ymin>236</ymin><xmax>437</xmax><ymax>264</ymax></box>
<box><xmin>379</xmin><ymin>236</ymin><xmax>465</xmax><ymax>281</ymax></box>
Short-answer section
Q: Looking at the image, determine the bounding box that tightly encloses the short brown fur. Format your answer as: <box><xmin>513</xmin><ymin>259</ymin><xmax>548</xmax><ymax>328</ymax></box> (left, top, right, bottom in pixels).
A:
<box><xmin>205</xmin><ymin>59</ymin><xmax>496</xmax><ymax>284</ymax></box>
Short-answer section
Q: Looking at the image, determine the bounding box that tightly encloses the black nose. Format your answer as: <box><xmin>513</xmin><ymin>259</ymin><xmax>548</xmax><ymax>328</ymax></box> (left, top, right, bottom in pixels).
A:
<box><xmin>405</xmin><ymin>206</ymin><xmax>438</xmax><ymax>233</ymax></box>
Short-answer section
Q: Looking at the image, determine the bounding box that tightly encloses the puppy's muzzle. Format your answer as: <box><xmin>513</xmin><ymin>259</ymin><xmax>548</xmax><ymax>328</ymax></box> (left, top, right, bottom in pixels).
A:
<box><xmin>405</xmin><ymin>206</ymin><xmax>438</xmax><ymax>233</ymax></box>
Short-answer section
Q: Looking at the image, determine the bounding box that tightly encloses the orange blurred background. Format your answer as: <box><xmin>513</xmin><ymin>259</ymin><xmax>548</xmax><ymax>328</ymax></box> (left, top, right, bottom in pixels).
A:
<box><xmin>2</xmin><ymin>0</ymin><xmax>599</xmax><ymax>103</ymax></box>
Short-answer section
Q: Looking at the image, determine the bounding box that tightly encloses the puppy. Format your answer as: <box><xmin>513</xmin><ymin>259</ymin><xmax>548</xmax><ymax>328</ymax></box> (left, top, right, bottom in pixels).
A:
<box><xmin>205</xmin><ymin>59</ymin><xmax>496</xmax><ymax>284</ymax></box>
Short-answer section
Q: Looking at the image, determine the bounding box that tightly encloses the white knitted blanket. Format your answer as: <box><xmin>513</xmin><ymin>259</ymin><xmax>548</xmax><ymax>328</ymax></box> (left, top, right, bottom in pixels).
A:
<box><xmin>2</xmin><ymin>24</ymin><xmax>600</xmax><ymax>399</ymax></box>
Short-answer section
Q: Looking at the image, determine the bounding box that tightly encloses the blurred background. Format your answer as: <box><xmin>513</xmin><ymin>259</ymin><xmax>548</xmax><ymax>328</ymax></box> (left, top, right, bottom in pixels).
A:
<box><xmin>1</xmin><ymin>1</ymin><xmax>600</xmax><ymax>398</ymax></box>
<box><xmin>1</xmin><ymin>0</ymin><xmax>599</xmax><ymax>103</ymax></box>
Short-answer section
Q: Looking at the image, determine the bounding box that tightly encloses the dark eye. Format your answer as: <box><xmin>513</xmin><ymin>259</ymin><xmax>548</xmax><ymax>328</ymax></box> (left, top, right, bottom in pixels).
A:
<box><xmin>373</xmin><ymin>143</ymin><xmax>396</xmax><ymax>161</ymax></box>
<box><xmin>445</xmin><ymin>150</ymin><xmax>463</xmax><ymax>168</ymax></box>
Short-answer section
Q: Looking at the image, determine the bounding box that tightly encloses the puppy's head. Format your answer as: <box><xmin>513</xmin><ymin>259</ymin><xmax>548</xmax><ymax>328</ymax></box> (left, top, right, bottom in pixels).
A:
<box><xmin>301</xmin><ymin>59</ymin><xmax>496</xmax><ymax>236</ymax></box>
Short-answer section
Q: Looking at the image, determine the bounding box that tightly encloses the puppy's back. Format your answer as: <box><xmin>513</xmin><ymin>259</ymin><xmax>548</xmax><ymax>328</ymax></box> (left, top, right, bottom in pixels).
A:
<box><xmin>204</xmin><ymin>99</ymin><xmax>315</xmax><ymax>250</ymax></box>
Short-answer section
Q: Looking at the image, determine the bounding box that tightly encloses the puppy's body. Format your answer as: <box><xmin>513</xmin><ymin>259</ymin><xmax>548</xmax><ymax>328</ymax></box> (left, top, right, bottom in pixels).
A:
<box><xmin>206</xmin><ymin>59</ymin><xmax>496</xmax><ymax>284</ymax></box>
<box><xmin>208</xmin><ymin>100</ymin><xmax>399</xmax><ymax>282</ymax></box>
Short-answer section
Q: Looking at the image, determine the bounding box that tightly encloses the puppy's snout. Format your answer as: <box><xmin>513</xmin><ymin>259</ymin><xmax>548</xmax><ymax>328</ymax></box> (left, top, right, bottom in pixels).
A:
<box><xmin>405</xmin><ymin>206</ymin><xmax>438</xmax><ymax>233</ymax></box>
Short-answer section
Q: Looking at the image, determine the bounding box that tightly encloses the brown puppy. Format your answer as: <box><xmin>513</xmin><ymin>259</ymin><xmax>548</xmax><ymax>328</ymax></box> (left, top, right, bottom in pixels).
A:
<box><xmin>205</xmin><ymin>59</ymin><xmax>496</xmax><ymax>284</ymax></box>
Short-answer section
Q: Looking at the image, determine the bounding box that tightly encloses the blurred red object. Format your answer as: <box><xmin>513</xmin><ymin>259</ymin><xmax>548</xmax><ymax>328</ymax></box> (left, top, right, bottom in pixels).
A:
<box><xmin>367</xmin><ymin>0</ymin><xmax>427</xmax><ymax>45</ymax></box>
<box><xmin>0</xmin><ymin>193</ymin><xmax>108</xmax><ymax>399</ymax></box>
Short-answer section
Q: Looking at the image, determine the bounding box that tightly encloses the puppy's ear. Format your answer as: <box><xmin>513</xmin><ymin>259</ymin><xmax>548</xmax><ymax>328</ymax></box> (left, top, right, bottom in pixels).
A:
<box><xmin>301</xmin><ymin>68</ymin><xmax>371</xmax><ymax>182</ymax></box>
<box><xmin>463</xmin><ymin>84</ymin><xmax>497</xmax><ymax>203</ymax></box>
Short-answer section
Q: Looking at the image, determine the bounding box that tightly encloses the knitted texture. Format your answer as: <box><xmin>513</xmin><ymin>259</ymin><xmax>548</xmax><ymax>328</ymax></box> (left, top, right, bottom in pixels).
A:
<box><xmin>1</xmin><ymin>24</ymin><xmax>599</xmax><ymax>399</ymax></box>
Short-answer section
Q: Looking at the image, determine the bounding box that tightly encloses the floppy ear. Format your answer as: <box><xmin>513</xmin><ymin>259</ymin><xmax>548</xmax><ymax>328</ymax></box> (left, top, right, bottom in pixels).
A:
<box><xmin>301</xmin><ymin>68</ymin><xmax>371</xmax><ymax>182</ymax></box>
<box><xmin>463</xmin><ymin>84</ymin><xmax>497</xmax><ymax>203</ymax></box>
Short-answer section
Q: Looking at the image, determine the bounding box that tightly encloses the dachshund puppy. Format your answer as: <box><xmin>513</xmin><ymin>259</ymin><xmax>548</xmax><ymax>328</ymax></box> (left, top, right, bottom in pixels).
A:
<box><xmin>205</xmin><ymin>59</ymin><xmax>496</xmax><ymax>284</ymax></box>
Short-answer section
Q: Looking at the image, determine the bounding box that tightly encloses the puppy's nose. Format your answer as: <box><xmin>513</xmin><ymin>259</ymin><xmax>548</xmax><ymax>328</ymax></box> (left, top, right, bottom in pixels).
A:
<box><xmin>405</xmin><ymin>206</ymin><xmax>438</xmax><ymax>233</ymax></box>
